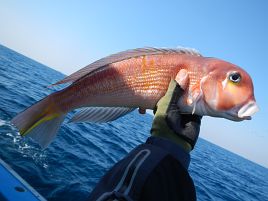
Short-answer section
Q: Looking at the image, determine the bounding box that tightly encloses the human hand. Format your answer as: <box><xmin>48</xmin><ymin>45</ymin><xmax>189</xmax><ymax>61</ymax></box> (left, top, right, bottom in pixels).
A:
<box><xmin>151</xmin><ymin>69</ymin><xmax>202</xmax><ymax>152</ymax></box>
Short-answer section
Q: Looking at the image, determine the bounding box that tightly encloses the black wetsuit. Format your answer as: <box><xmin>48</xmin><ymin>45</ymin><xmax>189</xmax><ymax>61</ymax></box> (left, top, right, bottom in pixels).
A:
<box><xmin>88</xmin><ymin>137</ymin><xmax>196</xmax><ymax>201</ymax></box>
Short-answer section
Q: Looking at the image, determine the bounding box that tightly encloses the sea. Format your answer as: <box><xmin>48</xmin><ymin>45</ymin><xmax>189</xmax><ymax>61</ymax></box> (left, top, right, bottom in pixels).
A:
<box><xmin>0</xmin><ymin>44</ymin><xmax>267</xmax><ymax>201</ymax></box>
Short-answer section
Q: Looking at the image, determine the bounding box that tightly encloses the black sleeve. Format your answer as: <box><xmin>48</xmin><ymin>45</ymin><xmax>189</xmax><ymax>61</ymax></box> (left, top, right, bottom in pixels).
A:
<box><xmin>139</xmin><ymin>155</ymin><xmax>196</xmax><ymax>201</ymax></box>
<box><xmin>88</xmin><ymin>140</ymin><xmax>195</xmax><ymax>201</ymax></box>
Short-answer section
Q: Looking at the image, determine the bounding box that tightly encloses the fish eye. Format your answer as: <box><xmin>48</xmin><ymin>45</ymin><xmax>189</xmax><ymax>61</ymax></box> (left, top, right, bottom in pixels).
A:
<box><xmin>229</xmin><ymin>72</ymin><xmax>241</xmax><ymax>83</ymax></box>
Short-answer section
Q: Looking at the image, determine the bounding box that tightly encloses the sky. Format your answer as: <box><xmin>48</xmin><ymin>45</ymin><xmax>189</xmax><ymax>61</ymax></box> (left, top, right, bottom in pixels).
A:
<box><xmin>0</xmin><ymin>0</ymin><xmax>267</xmax><ymax>168</ymax></box>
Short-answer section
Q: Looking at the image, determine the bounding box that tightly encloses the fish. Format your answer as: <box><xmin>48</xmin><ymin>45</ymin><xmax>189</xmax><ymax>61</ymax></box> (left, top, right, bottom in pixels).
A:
<box><xmin>11</xmin><ymin>47</ymin><xmax>259</xmax><ymax>148</ymax></box>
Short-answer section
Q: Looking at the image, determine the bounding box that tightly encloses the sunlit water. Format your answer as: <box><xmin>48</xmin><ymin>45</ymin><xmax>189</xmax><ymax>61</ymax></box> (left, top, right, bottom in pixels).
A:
<box><xmin>0</xmin><ymin>44</ymin><xmax>267</xmax><ymax>201</ymax></box>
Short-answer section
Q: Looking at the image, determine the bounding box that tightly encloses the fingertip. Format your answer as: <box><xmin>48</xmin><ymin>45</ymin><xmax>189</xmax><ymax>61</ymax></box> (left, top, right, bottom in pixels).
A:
<box><xmin>175</xmin><ymin>69</ymin><xmax>189</xmax><ymax>90</ymax></box>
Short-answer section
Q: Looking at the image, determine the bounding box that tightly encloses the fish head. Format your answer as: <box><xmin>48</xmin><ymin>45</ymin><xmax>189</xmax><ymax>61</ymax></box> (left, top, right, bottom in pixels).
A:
<box><xmin>200</xmin><ymin>58</ymin><xmax>259</xmax><ymax>121</ymax></box>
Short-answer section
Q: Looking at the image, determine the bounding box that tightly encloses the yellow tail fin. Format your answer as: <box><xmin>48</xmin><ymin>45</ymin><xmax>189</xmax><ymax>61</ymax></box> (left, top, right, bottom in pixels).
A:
<box><xmin>11</xmin><ymin>97</ymin><xmax>66</xmax><ymax>148</ymax></box>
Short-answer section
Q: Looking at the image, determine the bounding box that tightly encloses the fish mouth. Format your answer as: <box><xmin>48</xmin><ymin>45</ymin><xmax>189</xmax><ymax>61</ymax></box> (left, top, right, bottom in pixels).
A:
<box><xmin>238</xmin><ymin>101</ymin><xmax>259</xmax><ymax>119</ymax></box>
<box><xmin>227</xmin><ymin>101</ymin><xmax>259</xmax><ymax>121</ymax></box>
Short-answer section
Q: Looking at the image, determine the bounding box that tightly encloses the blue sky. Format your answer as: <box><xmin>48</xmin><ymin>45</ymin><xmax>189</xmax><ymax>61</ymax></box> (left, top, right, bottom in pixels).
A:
<box><xmin>0</xmin><ymin>0</ymin><xmax>267</xmax><ymax>167</ymax></box>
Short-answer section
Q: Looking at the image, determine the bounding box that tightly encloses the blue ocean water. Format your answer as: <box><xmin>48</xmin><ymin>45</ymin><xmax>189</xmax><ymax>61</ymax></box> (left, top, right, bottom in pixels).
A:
<box><xmin>0</xmin><ymin>44</ymin><xmax>267</xmax><ymax>201</ymax></box>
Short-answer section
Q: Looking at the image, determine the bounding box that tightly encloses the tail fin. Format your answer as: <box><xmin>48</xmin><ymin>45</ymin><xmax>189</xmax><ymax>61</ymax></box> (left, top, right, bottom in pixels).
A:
<box><xmin>11</xmin><ymin>97</ymin><xmax>66</xmax><ymax>148</ymax></box>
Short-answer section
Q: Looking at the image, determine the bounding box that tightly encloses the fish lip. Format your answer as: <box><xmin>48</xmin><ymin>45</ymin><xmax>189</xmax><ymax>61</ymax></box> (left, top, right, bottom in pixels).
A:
<box><xmin>241</xmin><ymin>116</ymin><xmax>251</xmax><ymax>120</ymax></box>
<box><xmin>238</xmin><ymin>101</ymin><xmax>259</xmax><ymax>119</ymax></box>
<box><xmin>225</xmin><ymin>112</ymin><xmax>251</xmax><ymax>121</ymax></box>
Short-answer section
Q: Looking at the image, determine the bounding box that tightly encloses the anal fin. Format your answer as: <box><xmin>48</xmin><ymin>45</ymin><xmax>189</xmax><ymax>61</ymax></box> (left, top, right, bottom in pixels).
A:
<box><xmin>70</xmin><ymin>107</ymin><xmax>136</xmax><ymax>123</ymax></box>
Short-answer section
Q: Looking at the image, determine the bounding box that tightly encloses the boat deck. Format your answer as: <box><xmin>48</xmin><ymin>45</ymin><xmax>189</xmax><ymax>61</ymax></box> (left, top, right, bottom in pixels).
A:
<box><xmin>0</xmin><ymin>158</ymin><xmax>46</xmax><ymax>201</ymax></box>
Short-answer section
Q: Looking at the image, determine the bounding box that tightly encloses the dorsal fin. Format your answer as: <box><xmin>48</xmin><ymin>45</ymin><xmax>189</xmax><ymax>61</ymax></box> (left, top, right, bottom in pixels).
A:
<box><xmin>53</xmin><ymin>47</ymin><xmax>202</xmax><ymax>86</ymax></box>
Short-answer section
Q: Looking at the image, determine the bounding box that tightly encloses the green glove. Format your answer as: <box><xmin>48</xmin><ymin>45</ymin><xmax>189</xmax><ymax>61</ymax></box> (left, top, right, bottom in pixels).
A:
<box><xmin>151</xmin><ymin>79</ymin><xmax>202</xmax><ymax>153</ymax></box>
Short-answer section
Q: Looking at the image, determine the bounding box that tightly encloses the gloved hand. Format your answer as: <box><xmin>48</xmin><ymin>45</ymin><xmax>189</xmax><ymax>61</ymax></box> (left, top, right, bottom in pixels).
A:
<box><xmin>151</xmin><ymin>69</ymin><xmax>202</xmax><ymax>153</ymax></box>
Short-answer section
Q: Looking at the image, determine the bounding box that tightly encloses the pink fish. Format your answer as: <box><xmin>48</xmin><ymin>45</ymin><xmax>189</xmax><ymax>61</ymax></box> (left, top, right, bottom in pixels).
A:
<box><xmin>11</xmin><ymin>47</ymin><xmax>259</xmax><ymax>147</ymax></box>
